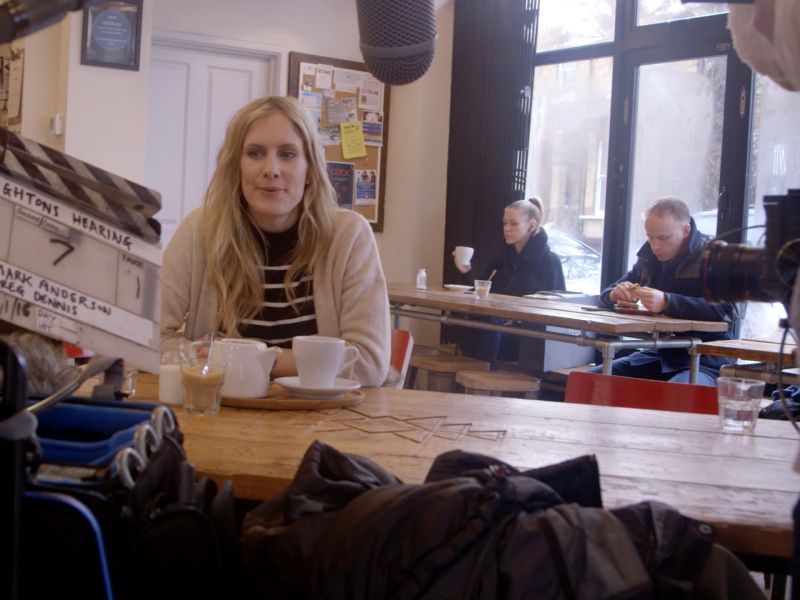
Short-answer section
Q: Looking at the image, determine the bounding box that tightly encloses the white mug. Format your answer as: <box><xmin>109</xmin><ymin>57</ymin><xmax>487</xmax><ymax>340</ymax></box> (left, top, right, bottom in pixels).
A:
<box><xmin>454</xmin><ymin>245</ymin><xmax>474</xmax><ymax>265</ymax></box>
<box><xmin>293</xmin><ymin>335</ymin><xmax>360</xmax><ymax>388</ymax></box>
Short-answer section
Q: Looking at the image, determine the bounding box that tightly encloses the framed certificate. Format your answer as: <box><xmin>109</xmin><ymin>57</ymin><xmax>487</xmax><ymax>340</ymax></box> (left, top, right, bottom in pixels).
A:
<box><xmin>80</xmin><ymin>0</ymin><xmax>143</xmax><ymax>71</ymax></box>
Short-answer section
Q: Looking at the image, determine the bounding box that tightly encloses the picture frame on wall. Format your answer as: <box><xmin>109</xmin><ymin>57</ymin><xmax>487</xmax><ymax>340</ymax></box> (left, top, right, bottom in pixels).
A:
<box><xmin>80</xmin><ymin>0</ymin><xmax>143</xmax><ymax>71</ymax></box>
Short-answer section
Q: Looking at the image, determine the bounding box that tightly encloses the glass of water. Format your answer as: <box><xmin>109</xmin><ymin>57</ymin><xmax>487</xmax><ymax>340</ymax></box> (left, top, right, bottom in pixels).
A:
<box><xmin>716</xmin><ymin>377</ymin><xmax>765</xmax><ymax>434</ymax></box>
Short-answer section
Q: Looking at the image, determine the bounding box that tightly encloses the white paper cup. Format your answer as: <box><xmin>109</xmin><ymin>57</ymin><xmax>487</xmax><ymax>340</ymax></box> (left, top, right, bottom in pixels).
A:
<box><xmin>454</xmin><ymin>246</ymin><xmax>474</xmax><ymax>265</ymax></box>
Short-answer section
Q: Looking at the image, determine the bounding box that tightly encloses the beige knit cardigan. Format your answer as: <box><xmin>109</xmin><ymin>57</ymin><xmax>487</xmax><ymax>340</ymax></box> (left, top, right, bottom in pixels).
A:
<box><xmin>161</xmin><ymin>208</ymin><xmax>391</xmax><ymax>387</ymax></box>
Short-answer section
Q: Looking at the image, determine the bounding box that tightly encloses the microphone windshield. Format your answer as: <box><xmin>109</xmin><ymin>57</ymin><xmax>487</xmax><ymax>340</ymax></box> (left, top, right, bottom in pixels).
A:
<box><xmin>357</xmin><ymin>0</ymin><xmax>438</xmax><ymax>85</ymax></box>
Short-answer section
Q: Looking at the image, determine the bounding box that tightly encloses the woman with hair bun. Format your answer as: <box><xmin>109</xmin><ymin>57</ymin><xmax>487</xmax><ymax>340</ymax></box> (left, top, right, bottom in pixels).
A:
<box><xmin>452</xmin><ymin>196</ymin><xmax>565</xmax><ymax>367</ymax></box>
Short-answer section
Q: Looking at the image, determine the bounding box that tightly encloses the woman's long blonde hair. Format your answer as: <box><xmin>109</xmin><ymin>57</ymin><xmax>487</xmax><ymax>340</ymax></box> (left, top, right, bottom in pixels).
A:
<box><xmin>201</xmin><ymin>96</ymin><xmax>338</xmax><ymax>336</ymax></box>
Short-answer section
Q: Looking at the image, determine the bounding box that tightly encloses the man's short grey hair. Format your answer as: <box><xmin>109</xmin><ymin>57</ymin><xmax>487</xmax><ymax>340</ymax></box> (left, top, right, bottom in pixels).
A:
<box><xmin>646</xmin><ymin>196</ymin><xmax>691</xmax><ymax>225</ymax></box>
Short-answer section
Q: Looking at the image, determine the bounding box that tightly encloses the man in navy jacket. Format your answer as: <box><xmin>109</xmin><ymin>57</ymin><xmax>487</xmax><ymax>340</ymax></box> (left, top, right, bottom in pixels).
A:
<box><xmin>592</xmin><ymin>197</ymin><xmax>737</xmax><ymax>385</ymax></box>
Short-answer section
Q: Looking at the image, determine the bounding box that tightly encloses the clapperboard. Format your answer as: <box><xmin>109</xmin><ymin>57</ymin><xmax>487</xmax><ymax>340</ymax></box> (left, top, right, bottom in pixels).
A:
<box><xmin>0</xmin><ymin>130</ymin><xmax>162</xmax><ymax>372</ymax></box>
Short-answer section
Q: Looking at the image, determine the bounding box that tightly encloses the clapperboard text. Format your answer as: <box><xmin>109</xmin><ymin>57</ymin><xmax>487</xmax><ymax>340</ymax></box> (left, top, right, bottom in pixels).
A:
<box><xmin>0</xmin><ymin>259</ymin><xmax>152</xmax><ymax>347</ymax></box>
<box><xmin>0</xmin><ymin>262</ymin><xmax>112</xmax><ymax>318</ymax></box>
<box><xmin>1</xmin><ymin>179</ymin><xmax>136</xmax><ymax>254</ymax></box>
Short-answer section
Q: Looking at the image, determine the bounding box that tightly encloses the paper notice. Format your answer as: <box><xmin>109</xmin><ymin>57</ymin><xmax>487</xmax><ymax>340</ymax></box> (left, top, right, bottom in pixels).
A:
<box><xmin>326</xmin><ymin>162</ymin><xmax>355</xmax><ymax>209</ymax></box>
<box><xmin>362</xmin><ymin>110</ymin><xmax>384</xmax><ymax>146</ymax></box>
<box><xmin>334</xmin><ymin>68</ymin><xmax>363</xmax><ymax>93</ymax></box>
<box><xmin>326</xmin><ymin>97</ymin><xmax>357</xmax><ymax>125</ymax></box>
<box><xmin>300</xmin><ymin>62</ymin><xmax>316</xmax><ymax>91</ymax></box>
<box><xmin>359</xmin><ymin>77</ymin><xmax>382</xmax><ymax>111</ymax></box>
<box><xmin>300</xmin><ymin>90</ymin><xmax>322</xmax><ymax>109</ymax></box>
<box><xmin>340</xmin><ymin>122</ymin><xmax>367</xmax><ymax>159</ymax></box>
<box><xmin>356</xmin><ymin>170</ymin><xmax>378</xmax><ymax>205</ymax></box>
<box><xmin>315</xmin><ymin>65</ymin><xmax>334</xmax><ymax>89</ymax></box>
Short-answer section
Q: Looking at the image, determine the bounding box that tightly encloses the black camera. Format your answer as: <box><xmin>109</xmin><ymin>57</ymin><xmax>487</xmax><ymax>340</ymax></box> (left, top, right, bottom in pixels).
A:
<box><xmin>703</xmin><ymin>189</ymin><xmax>800</xmax><ymax>308</ymax></box>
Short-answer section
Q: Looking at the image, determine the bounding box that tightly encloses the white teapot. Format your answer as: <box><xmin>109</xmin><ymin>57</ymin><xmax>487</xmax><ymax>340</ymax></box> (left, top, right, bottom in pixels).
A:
<box><xmin>213</xmin><ymin>338</ymin><xmax>282</xmax><ymax>398</ymax></box>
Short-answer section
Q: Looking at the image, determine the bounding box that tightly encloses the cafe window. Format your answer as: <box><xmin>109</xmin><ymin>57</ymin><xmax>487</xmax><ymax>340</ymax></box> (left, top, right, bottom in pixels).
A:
<box><xmin>527</xmin><ymin>57</ymin><xmax>611</xmax><ymax>294</ymax></box>
<box><xmin>523</xmin><ymin>0</ymin><xmax>800</xmax><ymax>336</ymax></box>
<box><xmin>627</xmin><ymin>55</ymin><xmax>727</xmax><ymax>267</ymax></box>
<box><xmin>636</xmin><ymin>0</ymin><xmax>727</xmax><ymax>27</ymax></box>
<box><xmin>537</xmin><ymin>0</ymin><xmax>616</xmax><ymax>52</ymax></box>
<box><xmin>446</xmin><ymin>0</ymin><xmax>797</xmax><ymax>337</ymax></box>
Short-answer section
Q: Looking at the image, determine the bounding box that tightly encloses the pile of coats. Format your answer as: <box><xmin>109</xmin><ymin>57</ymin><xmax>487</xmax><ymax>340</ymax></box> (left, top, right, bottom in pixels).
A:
<box><xmin>241</xmin><ymin>441</ymin><xmax>762</xmax><ymax>599</ymax></box>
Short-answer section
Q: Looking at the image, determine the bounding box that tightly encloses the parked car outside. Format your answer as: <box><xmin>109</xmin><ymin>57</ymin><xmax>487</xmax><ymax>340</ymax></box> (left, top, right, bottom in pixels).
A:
<box><xmin>543</xmin><ymin>226</ymin><xmax>601</xmax><ymax>295</ymax></box>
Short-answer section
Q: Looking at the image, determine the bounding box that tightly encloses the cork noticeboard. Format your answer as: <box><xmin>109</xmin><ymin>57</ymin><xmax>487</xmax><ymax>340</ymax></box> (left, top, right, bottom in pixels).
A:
<box><xmin>288</xmin><ymin>52</ymin><xmax>390</xmax><ymax>232</ymax></box>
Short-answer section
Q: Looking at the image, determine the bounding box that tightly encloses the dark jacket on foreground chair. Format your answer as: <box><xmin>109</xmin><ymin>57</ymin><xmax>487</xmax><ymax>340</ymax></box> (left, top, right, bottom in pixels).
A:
<box><xmin>241</xmin><ymin>441</ymin><xmax>760</xmax><ymax>599</ymax></box>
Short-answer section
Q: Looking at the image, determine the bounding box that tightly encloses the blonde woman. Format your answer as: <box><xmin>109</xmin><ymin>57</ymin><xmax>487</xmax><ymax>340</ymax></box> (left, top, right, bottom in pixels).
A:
<box><xmin>161</xmin><ymin>96</ymin><xmax>390</xmax><ymax>386</ymax></box>
<box><xmin>452</xmin><ymin>197</ymin><xmax>565</xmax><ymax>368</ymax></box>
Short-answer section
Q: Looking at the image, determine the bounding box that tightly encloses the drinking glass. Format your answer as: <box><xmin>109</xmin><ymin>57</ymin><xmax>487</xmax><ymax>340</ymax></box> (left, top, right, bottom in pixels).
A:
<box><xmin>181</xmin><ymin>339</ymin><xmax>227</xmax><ymax>415</ymax></box>
<box><xmin>717</xmin><ymin>376</ymin><xmax>765</xmax><ymax>434</ymax></box>
<box><xmin>474</xmin><ymin>279</ymin><xmax>492</xmax><ymax>299</ymax></box>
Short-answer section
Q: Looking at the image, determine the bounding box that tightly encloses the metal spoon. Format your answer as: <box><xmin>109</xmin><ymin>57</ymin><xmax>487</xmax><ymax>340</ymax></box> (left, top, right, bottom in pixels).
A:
<box><xmin>201</xmin><ymin>333</ymin><xmax>215</xmax><ymax>376</ymax></box>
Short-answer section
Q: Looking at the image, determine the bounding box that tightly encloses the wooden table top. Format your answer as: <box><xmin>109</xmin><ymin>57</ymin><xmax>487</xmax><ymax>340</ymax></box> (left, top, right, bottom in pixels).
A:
<box><xmin>133</xmin><ymin>373</ymin><xmax>799</xmax><ymax>559</ymax></box>
<box><xmin>697</xmin><ymin>338</ymin><xmax>798</xmax><ymax>363</ymax></box>
<box><xmin>388</xmin><ymin>284</ymin><xmax>729</xmax><ymax>335</ymax></box>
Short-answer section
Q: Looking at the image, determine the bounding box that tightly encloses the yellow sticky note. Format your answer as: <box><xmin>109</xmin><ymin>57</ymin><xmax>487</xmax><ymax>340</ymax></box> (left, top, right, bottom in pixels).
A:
<box><xmin>340</xmin><ymin>121</ymin><xmax>368</xmax><ymax>159</ymax></box>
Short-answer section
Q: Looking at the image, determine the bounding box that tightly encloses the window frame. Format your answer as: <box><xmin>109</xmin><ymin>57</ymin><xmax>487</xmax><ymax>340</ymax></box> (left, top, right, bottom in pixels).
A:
<box><xmin>531</xmin><ymin>1</ymin><xmax>753</xmax><ymax>289</ymax></box>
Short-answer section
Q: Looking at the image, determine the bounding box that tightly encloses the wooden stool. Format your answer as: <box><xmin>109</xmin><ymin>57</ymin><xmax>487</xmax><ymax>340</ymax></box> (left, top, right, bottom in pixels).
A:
<box><xmin>541</xmin><ymin>364</ymin><xmax>596</xmax><ymax>401</ymax></box>
<box><xmin>408</xmin><ymin>354</ymin><xmax>489</xmax><ymax>392</ymax></box>
<box><xmin>410</xmin><ymin>343</ymin><xmax>457</xmax><ymax>357</ymax></box>
<box><xmin>456</xmin><ymin>370</ymin><xmax>541</xmax><ymax>399</ymax></box>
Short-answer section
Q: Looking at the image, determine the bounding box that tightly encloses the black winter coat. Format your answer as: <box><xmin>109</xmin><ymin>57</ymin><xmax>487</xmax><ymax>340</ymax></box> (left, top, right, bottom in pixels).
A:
<box><xmin>483</xmin><ymin>228</ymin><xmax>565</xmax><ymax>296</ymax></box>
<box><xmin>241</xmin><ymin>441</ymin><xmax>760</xmax><ymax>599</ymax></box>
<box><xmin>600</xmin><ymin>218</ymin><xmax>738</xmax><ymax>373</ymax></box>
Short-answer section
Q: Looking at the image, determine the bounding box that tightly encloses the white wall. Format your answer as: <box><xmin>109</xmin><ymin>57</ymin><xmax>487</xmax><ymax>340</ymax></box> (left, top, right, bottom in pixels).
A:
<box><xmin>153</xmin><ymin>0</ymin><xmax>362</xmax><ymax>67</ymax></box>
<box><xmin>20</xmin><ymin>2</ymin><xmax>154</xmax><ymax>182</ymax></box>
<box><xmin>20</xmin><ymin>24</ymin><xmax>66</xmax><ymax>151</ymax></box>
<box><xmin>63</xmin><ymin>2</ymin><xmax>154</xmax><ymax>182</ymax></box>
<box><xmin>378</xmin><ymin>2</ymin><xmax>453</xmax><ymax>345</ymax></box>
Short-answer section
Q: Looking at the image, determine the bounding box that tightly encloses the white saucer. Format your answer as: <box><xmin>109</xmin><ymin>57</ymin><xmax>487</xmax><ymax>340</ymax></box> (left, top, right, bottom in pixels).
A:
<box><xmin>443</xmin><ymin>284</ymin><xmax>473</xmax><ymax>292</ymax></box>
<box><xmin>274</xmin><ymin>376</ymin><xmax>362</xmax><ymax>399</ymax></box>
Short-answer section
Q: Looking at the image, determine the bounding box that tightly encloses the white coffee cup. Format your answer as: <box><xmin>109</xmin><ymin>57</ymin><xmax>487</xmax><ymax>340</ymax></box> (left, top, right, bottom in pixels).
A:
<box><xmin>293</xmin><ymin>335</ymin><xmax>360</xmax><ymax>388</ymax></box>
<box><xmin>454</xmin><ymin>245</ymin><xmax>474</xmax><ymax>265</ymax></box>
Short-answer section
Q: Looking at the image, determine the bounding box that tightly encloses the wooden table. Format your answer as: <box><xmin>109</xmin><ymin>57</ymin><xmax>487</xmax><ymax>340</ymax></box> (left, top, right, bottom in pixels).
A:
<box><xmin>697</xmin><ymin>338</ymin><xmax>796</xmax><ymax>364</ymax></box>
<box><xmin>133</xmin><ymin>374</ymin><xmax>799</xmax><ymax>559</ymax></box>
<box><xmin>697</xmin><ymin>338</ymin><xmax>799</xmax><ymax>384</ymax></box>
<box><xmin>389</xmin><ymin>284</ymin><xmax>729</xmax><ymax>381</ymax></box>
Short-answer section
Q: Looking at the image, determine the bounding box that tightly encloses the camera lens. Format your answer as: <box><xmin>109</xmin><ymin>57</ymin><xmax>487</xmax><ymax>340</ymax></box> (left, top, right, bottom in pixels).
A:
<box><xmin>702</xmin><ymin>240</ymin><xmax>777</xmax><ymax>303</ymax></box>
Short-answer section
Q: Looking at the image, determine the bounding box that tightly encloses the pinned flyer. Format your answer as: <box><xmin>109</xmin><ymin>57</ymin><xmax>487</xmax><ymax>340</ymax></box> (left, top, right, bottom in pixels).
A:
<box><xmin>340</xmin><ymin>122</ymin><xmax>367</xmax><ymax>159</ymax></box>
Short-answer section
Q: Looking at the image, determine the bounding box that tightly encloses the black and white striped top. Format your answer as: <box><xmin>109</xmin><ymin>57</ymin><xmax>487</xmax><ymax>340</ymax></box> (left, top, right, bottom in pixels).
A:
<box><xmin>237</xmin><ymin>224</ymin><xmax>317</xmax><ymax>347</ymax></box>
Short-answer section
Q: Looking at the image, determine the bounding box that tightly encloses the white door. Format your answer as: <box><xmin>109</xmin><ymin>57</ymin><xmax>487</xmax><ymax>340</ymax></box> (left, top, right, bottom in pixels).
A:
<box><xmin>145</xmin><ymin>38</ymin><xmax>279</xmax><ymax>248</ymax></box>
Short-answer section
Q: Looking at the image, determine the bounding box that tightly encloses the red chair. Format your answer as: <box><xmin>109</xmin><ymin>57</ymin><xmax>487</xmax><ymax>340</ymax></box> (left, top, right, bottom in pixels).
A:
<box><xmin>387</xmin><ymin>329</ymin><xmax>414</xmax><ymax>389</ymax></box>
<box><xmin>564</xmin><ymin>371</ymin><xmax>718</xmax><ymax>415</ymax></box>
<box><xmin>63</xmin><ymin>343</ymin><xmax>95</xmax><ymax>360</ymax></box>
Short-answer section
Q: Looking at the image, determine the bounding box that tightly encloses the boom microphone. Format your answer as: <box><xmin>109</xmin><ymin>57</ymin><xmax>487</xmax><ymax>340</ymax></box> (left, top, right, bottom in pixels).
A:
<box><xmin>0</xmin><ymin>0</ymin><xmax>84</xmax><ymax>44</ymax></box>
<box><xmin>356</xmin><ymin>0</ymin><xmax>438</xmax><ymax>85</ymax></box>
